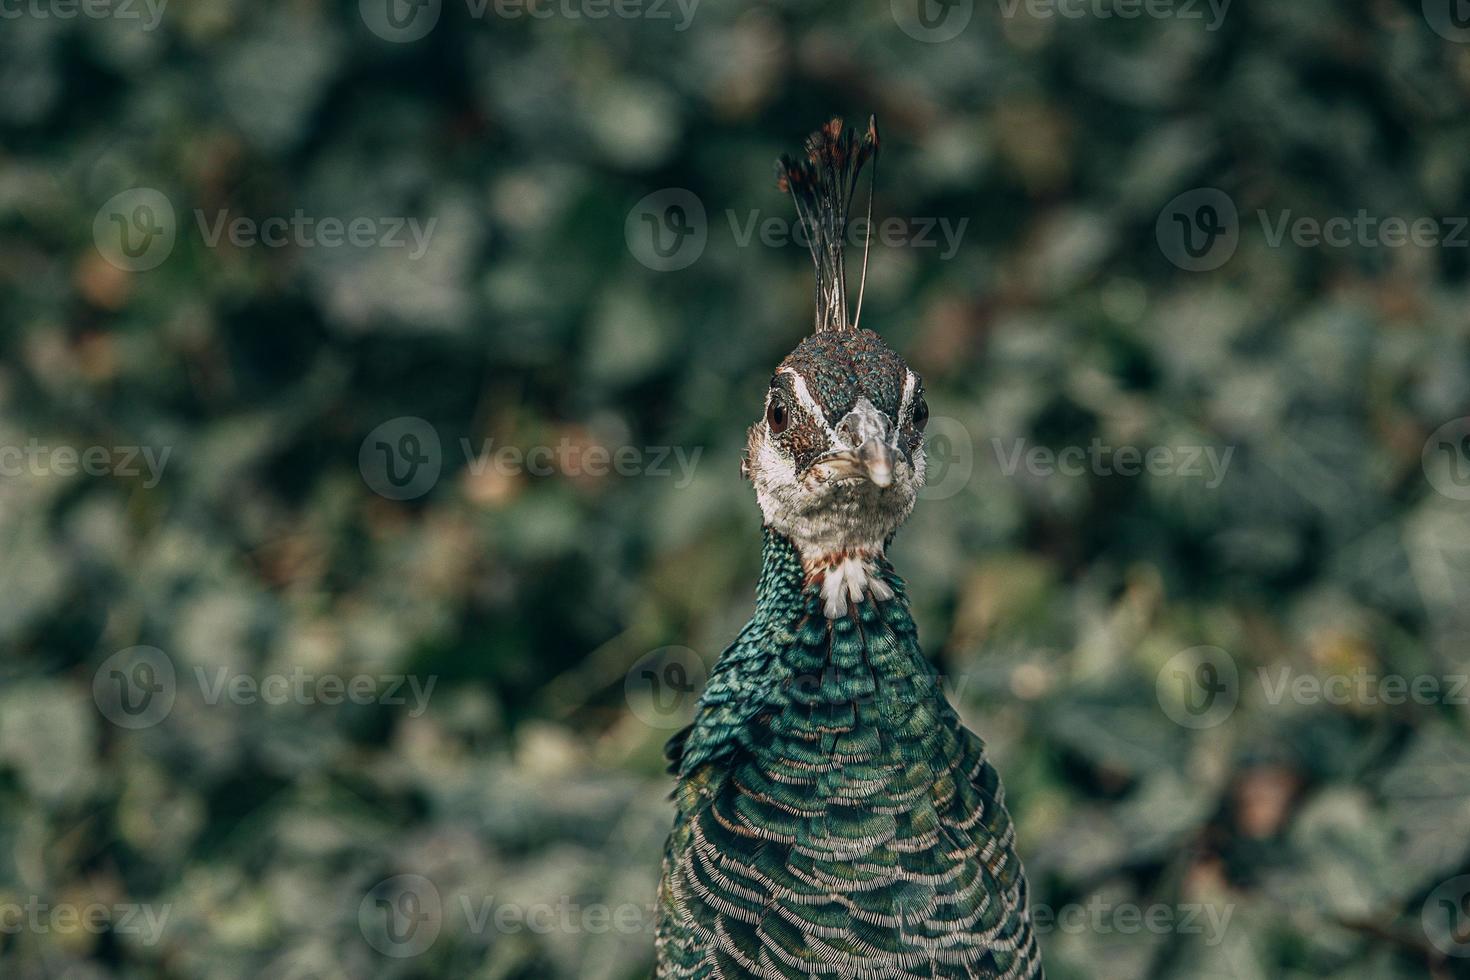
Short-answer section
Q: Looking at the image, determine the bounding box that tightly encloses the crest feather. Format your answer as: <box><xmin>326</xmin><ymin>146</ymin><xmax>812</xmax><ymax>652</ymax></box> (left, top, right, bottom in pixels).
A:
<box><xmin>775</xmin><ymin>115</ymin><xmax>880</xmax><ymax>334</ymax></box>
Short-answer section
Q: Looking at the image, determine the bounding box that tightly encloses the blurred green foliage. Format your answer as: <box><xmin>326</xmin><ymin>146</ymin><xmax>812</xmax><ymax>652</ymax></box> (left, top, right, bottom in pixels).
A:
<box><xmin>3</xmin><ymin>1</ymin><xmax>1470</xmax><ymax>978</ymax></box>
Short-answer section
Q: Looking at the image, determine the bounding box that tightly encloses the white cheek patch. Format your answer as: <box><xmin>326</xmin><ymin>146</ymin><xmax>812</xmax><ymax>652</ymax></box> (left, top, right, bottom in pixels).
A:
<box><xmin>751</xmin><ymin>430</ymin><xmax>797</xmax><ymax>522</ymax></box>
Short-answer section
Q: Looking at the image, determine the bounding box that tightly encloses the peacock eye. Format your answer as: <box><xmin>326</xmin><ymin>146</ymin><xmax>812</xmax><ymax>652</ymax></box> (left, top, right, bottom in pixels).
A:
<box><xmin>767</xmin><ymin>394</ymin><xmax>790</xmax><ymax>434</ymax></box>
<box><xmin>913</xmin><ymin>395</ymin><xmax>929</xmax><ymax>432</ymax></box>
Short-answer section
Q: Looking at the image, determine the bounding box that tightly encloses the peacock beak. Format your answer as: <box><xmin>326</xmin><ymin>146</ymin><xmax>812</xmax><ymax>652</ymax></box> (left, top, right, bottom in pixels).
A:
<box><xmin>816</xmin><ymin>397</ymin><xmax>901</xmax><ymax>488</ymax></box>
<box><xmin>858</xmin><ymin>436</ymin><xmax>895</xmax><ymax>488</ymax></box>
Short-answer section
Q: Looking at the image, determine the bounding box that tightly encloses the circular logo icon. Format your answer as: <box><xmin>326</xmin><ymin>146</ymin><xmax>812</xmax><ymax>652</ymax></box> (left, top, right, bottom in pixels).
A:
<box><xmin>625</xmin><ymin>646</ymin><xmax>708</xmax><ymax>730</ymax></box>
<box><xmin>93</xmin><ymin>646</ymin><xmax>177</xmax><ymax>730</ymax></box>
<box><xmin>1424</xmin><ymin>875</ymin><xmax>1470</xmax><ymax>958</ymax></box>
<box><xmin>625</xmin><ymin>189</ymin><xmax>707</xmax><ymax>272</ymax></box>
<box><xmin>1156</xmin><ymin>188</ymin><xmax>1239</xmax><ymax>272</ymax></box>
<box><xmin>891</xmin><ymin>0</ymin><xmax>974</xmax><ymax>43</ymax></box>
<box><xmin>93</xmin><ymin>188</ymin><xmax>176</xmax><ymax>272</ymax></box>
<box><xmin>1423</xmin><ymin>417</ymin><xmax>1470</xmax><ymax>501</ymax></box>
<box><xmin>360</xmin><ymin>0</ymin><xmax>441</xmax><ymax>42</ymax></box>
<box><xmin>359</xmin><ymin>417</ymin><xmax>442</xmax><ymax>500</ymax></box>
<box><xmin>1424</xmin><ymin>0</ymin><xmax>1470</xmax><ymax>42</ymax></box>
<box><xmin>360</xmin><ymin>874</ymin><xmax>442</xmax><ymax>958</ymax></box>
<box><xmin>918</xmin><ymin>415</ymin><xmax>974</xmax><ymax>501</ymax></box>
<box><xmin>1156</xmin><ymin>645</ymin><xmax>1238</xmax><ymax>729</ymax></box>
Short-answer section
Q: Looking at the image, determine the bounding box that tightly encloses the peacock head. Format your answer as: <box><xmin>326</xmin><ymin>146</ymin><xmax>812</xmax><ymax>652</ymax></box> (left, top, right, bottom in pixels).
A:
<box><xmin>746</xmin><ymin>328</ymin><xmax>928</xmax><ymax>558</ymax></box>
<box><xmin>742</xmin><ymin>116</ymin><xmax>928</xmax><ymax>560</ymax></box>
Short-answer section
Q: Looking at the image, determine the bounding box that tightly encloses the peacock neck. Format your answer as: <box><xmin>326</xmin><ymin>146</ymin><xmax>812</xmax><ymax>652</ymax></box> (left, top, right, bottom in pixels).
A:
<box><xmin>752</xmin><ymin>528</ymin><xmax>933</xmax><ymax>702</ymax></box>
<box><xmin>676</xmin><ymin>528</ymin><xmax>929</xmax><ymax>775</ymax></box>
<box><xmin>757</xmin><ymin>527</ymin><xmax>904</xmax><ymax>622</ymax></box>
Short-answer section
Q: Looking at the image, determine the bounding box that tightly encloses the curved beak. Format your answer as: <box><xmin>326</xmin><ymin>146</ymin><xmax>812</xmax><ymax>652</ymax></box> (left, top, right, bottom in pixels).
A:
<box><xmin>816</xmin><ymin>397</ymin><xmax>900</xmax><ymax>488</ymax></box>
<box><xmin>858</xmin><ymin>435</ymin><xmax>896</xmax><ymax>488</ymax></box>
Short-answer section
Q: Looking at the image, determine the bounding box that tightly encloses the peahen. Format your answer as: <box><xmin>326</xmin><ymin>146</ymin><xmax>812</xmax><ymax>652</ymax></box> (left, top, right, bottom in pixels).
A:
<box><xmin>654</xmin><ymin>117</ymin><xmax>1043</xmax><ymax>979</ymax></box>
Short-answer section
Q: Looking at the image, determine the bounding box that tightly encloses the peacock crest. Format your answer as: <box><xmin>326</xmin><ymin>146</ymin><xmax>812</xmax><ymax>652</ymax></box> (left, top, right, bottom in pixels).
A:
<box><xmin>775</xmin><ymin>115</ymin><xmax>880</xmax><ymax>334</ymax></box>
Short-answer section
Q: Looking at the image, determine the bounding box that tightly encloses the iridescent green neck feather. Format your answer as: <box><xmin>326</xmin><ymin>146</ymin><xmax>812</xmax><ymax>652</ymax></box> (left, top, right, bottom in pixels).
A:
<box><xmin>656</xmin><ymin>530</ymin><xmax>1043</xmax><ymax>979</ymax></box>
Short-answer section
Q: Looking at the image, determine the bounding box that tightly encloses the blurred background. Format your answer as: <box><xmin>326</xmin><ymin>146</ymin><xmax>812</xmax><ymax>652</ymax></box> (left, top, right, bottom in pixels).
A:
<box><xmin>4</xmin><ymin>1</ymin><xmax>1470</xmax><ymax>978</ymax></box>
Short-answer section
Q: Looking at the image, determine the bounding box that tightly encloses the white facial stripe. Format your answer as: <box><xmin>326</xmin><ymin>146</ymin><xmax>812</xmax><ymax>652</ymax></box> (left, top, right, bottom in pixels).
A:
<box><xmin>777</xmin><ymin>367</ymin><xmax>837</xmax><ymax>438</ymax></box>
<box><xmin>899</xmin><ymin>369</ymin><xmax>917</xmax><ymax>419</ymax></box>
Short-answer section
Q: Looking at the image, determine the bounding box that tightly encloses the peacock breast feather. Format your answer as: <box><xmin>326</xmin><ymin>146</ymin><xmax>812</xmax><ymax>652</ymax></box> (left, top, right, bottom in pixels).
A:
<box><xmin>655</xmin><ymin>531</ymin><xmax>1042</xmax><ymax>980</ymax></box>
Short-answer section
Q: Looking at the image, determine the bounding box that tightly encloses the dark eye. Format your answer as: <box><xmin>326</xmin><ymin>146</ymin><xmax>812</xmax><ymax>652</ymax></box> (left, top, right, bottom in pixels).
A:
<box><xmin>913</xmin><ymin>395</ymin><xmax>929</xmax><ymax>432</ymax></box>
<box><xmin>767</xmin><ymin>394</ymin><xmax>789</xmax><ymax>434</ymax></box>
